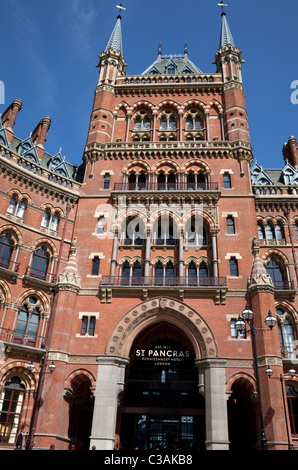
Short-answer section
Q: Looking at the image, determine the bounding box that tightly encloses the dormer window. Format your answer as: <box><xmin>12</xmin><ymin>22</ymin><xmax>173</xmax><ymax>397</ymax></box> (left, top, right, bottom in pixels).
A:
<box><xmin>166</xmin><ymin>64</ymin><xmax>176</xmax><ymax>74</ymax></box>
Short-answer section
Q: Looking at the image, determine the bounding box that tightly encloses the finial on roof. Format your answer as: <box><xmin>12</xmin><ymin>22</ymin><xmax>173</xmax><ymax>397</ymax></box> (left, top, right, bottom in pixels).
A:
<box><xmin>218</xmin><ymin>2</ymin><xmax>228</xmax><ymax>14</ymax></box>
<box><xmin>184</xmin><ymin>40</ymin><xmax>188</xmax><ymax>55</ymax></box>
<box><xmin>116</xmin><ymin>3</ymin><xmax>126</xmax><ymax>18</ymax></box>
<box><xmin>158</xmin><ymin>41</ymin><xmax>162</xmax><ymax>56</ymax></box>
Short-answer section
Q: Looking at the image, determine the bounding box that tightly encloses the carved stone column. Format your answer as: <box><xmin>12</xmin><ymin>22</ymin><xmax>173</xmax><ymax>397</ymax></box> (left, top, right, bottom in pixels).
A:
<box><xmin>89</xmin><ymin>355</ymin><xmax>129</xmax><ymax>450</ymax></box>
<box><xmin>197</xmin><ymin>357</ymin><xmax>229</xmax><ymax>450</ymax></box>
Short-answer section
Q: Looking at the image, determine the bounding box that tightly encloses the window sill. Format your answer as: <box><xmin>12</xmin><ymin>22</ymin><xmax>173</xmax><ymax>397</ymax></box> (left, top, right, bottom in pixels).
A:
<box><xmin>76</xmin><ymin>334</ymin><xmax>98</xmax><ymax>338</ymax></box>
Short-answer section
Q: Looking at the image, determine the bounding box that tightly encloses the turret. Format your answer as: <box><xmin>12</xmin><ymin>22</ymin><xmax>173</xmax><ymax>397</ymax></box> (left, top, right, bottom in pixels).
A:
<box><xmin>214</xmin><ymin>7</ymin><xmax>250</xmax><ymax>143</ymax></box>
<box><xmin>85</xmin><ymin>8</ymin><xmax>126</xmax><ymax>150</ymax></box>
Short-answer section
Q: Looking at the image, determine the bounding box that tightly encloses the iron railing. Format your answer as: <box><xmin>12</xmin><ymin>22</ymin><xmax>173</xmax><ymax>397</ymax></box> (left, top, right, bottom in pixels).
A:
<box><xmin>100</xmin><ymin>275</ymin><xmax>227</xmax><ymax>287</ymax></box>
<box><xmin>0</xmin><ymin>256</ymin><xmax>20</xmax><ymax>272</ymax></box>
<box><xmin>113</xmin><ymin>182</ymin><xmax>219</xmax><ymax>191</ymax></box>
<box><xmin>0</xmin><ymin>326</ymin><xmax>46</xmax><ymax>349</ymax></box>
<box><xmin>25</xmin><ymin>266</ymin><xmax>55</xmax><ymax>284</ymax></box>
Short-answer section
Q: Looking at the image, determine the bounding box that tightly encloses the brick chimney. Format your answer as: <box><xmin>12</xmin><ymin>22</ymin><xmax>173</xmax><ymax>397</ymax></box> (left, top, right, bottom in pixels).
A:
<box><xmin>31</xmin><ymin>115</ymin><xmax>51</xmax><ymax>159</ymax></box>
<box><xmin>1</xmin><ymin>98</ymin><xmax>22</xmax><ymax>143</ymax></box>
<box><xmin>283</xmin><ymin>136</ymin><xmax>298</xmax><ymax>167</ymax></box>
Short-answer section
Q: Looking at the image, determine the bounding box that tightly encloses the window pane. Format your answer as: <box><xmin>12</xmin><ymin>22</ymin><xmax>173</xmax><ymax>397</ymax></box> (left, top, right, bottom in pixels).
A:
<box><xmin>16</xmin><ymin>309</ymin><xmax>27</xmax><ymax>337</ymax></box>
<box><xmin>0</xmin><ymin>235</ymin><xmax>13</xmax><ymax>266</ymax></box>
<box><xmin>97</xmin><ymin>217</ymin><xmax>105</xmax><ymax>234</ymax></box>
<box><xmin>229</xmin><ymin>258</ymin><xmax>238</xmax><ymax>276</ymax></box>
<box><xmin>16</xmin><ymin>201</ymin><xmax>25</xmax><ymax>218</ymax></box>
<box><xmin>7</xmin><ymin>196</ymin><xmax>17</xmax><ymax>214</ymax></box>
<box><xmin>89</xmin><ymin>317</ymin><xmax>96</xmax><ymax>336</ymax></box>
<box><xmin>92</xmin><ymin>257</ymin><xmax>100</xmax><ymax>275</ymax></box>
<box><xmin>103</xmin><ymin>174</ymin><xmax>110</xmax><ymax>189</ymax></box>
<box><xmin>27</xmin><ymin>313</ymin><xmax>39</xmax><ymax>341</ymax></box>
<box><xmin>223</xmin><ymin>173</ymin><xmax>231</xmax><ymax>188</ymax></box>
<box><xmin>49</xmin><ymin>214</ymin><xmax>59</xmax><ymax>231</ymax></box>
<box><xmin>41</xmin><ymin>210</ymin><xmax>50</xmax><ymax>228</ymax></box>
<box><xmin>81</xmin><ymin>316</ymin><xmax>88</xmax><ymax>335</ymax></box>
<box><xmin>265</xmin><ymin>224</ymin><xmax>274</xmax><ymax>239</ymax></box>
<box><xmin>227</xmin><ymin>216</ymin><xmax>235</xmax><ymax>234</ymax></box>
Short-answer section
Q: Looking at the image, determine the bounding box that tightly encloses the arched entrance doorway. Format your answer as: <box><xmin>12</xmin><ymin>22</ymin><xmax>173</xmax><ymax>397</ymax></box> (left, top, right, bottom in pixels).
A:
<box><xmin>119</xmin><ymin>323</ymin><xmax>205</xmax><ymax>451</ymax></box>
<box><xmin>67</xmin><ymin>374</ymin><xmax>94</xmax><ymax>450</ymax></box>
<box><xmin>90</xmin><ymin>297</ymin><xmax>229</xmax><ymax>451</ymax></box>
<box><xmin>227</xmin><ymin>377</ymin><xmax>257</xmax><ymax>450</ymax></box>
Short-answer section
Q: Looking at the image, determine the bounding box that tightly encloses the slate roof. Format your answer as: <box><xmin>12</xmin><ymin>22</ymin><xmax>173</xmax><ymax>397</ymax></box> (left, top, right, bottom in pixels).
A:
<box><xmin>219</xmin><ymin>12</ymin><xmax>235</xmax><ymax>49</ymax></box>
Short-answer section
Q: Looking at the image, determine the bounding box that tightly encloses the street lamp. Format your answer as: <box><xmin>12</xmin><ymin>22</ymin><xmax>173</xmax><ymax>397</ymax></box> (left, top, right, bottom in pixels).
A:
<box><xmin>25</xmin><ymin>360</ymin><xmax>56</xmax><ymax>450</ymax></box>
<box><xmin>235</xmin><ymin>304</ymin><xmax>277</xmax><ymax>451</ymax></box>
<box><xmin>266</xmin><ymin>365</ymin><xmax>296</xmax><ymax>450</ymax></box>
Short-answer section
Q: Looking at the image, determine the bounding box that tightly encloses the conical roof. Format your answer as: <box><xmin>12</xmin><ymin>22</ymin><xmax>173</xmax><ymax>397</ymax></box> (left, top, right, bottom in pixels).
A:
<box><xmin>219</xmin><ymin>12</ymin><xmax>235</xmax><ymax>49</ymax></box>
<box><xmin>106</xmin><ymin>15</ymin><xmax>123</xmax><ymax>54</ymax></box>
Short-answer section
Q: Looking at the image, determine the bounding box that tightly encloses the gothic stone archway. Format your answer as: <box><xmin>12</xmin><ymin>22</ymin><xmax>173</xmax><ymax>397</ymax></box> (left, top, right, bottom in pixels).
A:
<box><xmin>105</xmin><ymin>296</ymin><xmax>218</xmax><ymax>360</ymax></box>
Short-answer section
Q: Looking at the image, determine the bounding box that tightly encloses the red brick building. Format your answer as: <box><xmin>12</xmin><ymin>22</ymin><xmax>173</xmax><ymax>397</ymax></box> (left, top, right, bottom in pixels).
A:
<box><xmin>0</xmin><ymin>8</ymin><xmax>298</xmax><ymax>451</ymax></box>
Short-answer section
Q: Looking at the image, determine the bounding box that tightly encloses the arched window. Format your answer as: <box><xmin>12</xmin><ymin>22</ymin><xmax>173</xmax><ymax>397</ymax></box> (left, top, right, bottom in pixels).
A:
<box><xmin>265</xmin><ymin>223</ymin><xmax>274</xmax><ymax>240</ymax></box>
<box><xmin>0</xmin><ymin>233</ymin><xmax>14</xmax><ymax>268</ymax></box>
<box><xmin>121</xmin><ymin>260</ymin><xmax>130</xmax><ymax>285</ymax></box>
<box><xmin>138</xmin><ymin>172</ymin><xmax>147</xmax><ymax>189</ymax></box>
<box><xmin>132</xmin><ymin>261</ymin><xmax>142</xmax><ymax>285</ymax></box>
<box><xmin>30</xmin><ymin>245</ymin><xmax>50</xmax><ymax>280</ymax></box>
<box><xmin>128</xmin><ymin>172</ymin><xmax>137</xmax><ymax>190</ymax></box>
<box><xmin>199</xmin><ymin>261</ymin><xmax>208</xmax><ymax>278</ymax></box>
<box><xmin>186</xmin><ymin>172</ymin><xmax>206</xmax><ymax>190</ymax></box>
<box><xmin>7</xmin><ymin>194</ymin><xmax>18</xmax><ymax>215</ymax></box>
<box><xmin>15</xmin><ymin>296</ymin><xmax>42</xmax><ymax>347</ymax></box>
<box><xmin>154</xmin><ymin>261</ymin><xmax>164</xmax><ymax>285</ymax></box>
<box><xmin>286</xmin><ymin>386</ymin><xmax>298</xmax><ymax>435</ymax></box>
<box><xmin>266</xmin><ymin>258</ymin><xmax>286</xmax><ymax>289</ymax></box>
<box><xmin>185</xmin><ymin>113</ymin><xmax>203</xmax><ymax>130</ymax></box>
<box><xmin>257</xmin><ymin>222</ymin><xmax>265</xmax><ymax>239</ymax></box>
<box><xmin>159</xmin><ymin>111</ymin><xmax>177</xmax><ymax>131</ymax></box>
<box><xmin>275</xmin><ymin>222</ymin><xmax>285</xmax><ymax>240</ymax></box>
<box><xmin>0</xmin><ymin>377</ymin><xmax>25</xmax><ymax>445</ymax></box>
<box><xmin>167</xmin><ymin>172</ymin><xmax>177</xmax><ymax>189</ymax></box>
<box><xmin>188</xmin><ymin>261</ymin><xmax>197</xmax><ymax>286</ymax></box>
<box><xmin>7</xmin><ymin>195</ymin><xmax>26</xmax><ymax>219</ymax></box>
<box><xmin>276</xmin><ymin>308</ymin><xmax>296</xmax><ymax>359</ymax></box>
<box><xmin>122</xmin><ymin>216</ymin><xmax>145</xmax><ymax>245</ymax></box>
<box><xmin>165</xmin><ymin>261</ymin><xmax>175</xmax><ymax>285</ymax></box>
<box><xmin>155</xmin><ymin>215</ymin><xmax>176</xmax><ymax>245</ymax></box>
<box><xmin>41</xmin><ymin>209</ymin><xmax>51</xmax><ymax>228</ymax></box>
<box><xmin>133</xmin><ymin>112</ymin><xmax>151</xmax><ymax>132</ymax></box>
<box><xmin>49</xmin><ymin>213</ymin><xmax>59</xmax><ymax>231</ymax></box>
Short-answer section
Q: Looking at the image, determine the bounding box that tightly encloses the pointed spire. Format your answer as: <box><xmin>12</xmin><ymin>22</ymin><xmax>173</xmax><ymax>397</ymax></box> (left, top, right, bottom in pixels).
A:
<box><xmin>106</xmin><ymin>6</ymin><xmax>124</xmax><ymax>54</ymax></box>
<box><xmin>219</xmin><ymin>8</ymin><xmax>235</xmax><ymax>49</ymax></box>
<box><xmin>248</xmin><ymin>238</ymin><xmax>274</xmax><ymax>290</ymax></box>
<box><xmin>58</xmin><ymin>237</ymin><xmax>81</xmax><ymax>289</ymax></box>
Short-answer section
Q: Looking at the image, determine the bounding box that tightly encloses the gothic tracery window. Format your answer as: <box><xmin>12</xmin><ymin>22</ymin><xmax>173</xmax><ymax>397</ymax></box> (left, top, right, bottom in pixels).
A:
<box><xmin>15</xmin><ymin>296</ymin><xmax>43</xmax><ymax>347</ymax></box>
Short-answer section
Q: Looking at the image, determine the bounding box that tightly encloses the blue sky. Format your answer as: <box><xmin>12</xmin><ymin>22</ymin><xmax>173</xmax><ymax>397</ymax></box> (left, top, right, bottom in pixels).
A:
<box><xmin>0</xmin><ymin>0</ymin><xmax>297</xmax><ymax>169</ymax></box>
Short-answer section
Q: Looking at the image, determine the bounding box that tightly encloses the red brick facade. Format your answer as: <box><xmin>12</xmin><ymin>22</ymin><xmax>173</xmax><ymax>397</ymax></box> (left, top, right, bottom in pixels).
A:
<box><xmin>0</xmin><ymin>11</ymin><xmax>297</xmax><ymax>451</ymax></box>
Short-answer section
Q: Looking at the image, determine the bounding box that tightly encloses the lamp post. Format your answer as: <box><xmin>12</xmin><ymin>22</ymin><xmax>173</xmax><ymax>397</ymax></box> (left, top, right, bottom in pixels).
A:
<box><xmin>236</xmin><ymin>305</ymin><xmax>277</xmax><ymax>451</ymax></box>
<box><xmin>266</xmin><ymin>365</ymin><xmax>296</xmax><ymax>450</ymax></box>
<box><xmin>25</xmin><ymin>360</ymin><xmax>56</xmax><ymax>450</ymax></box>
